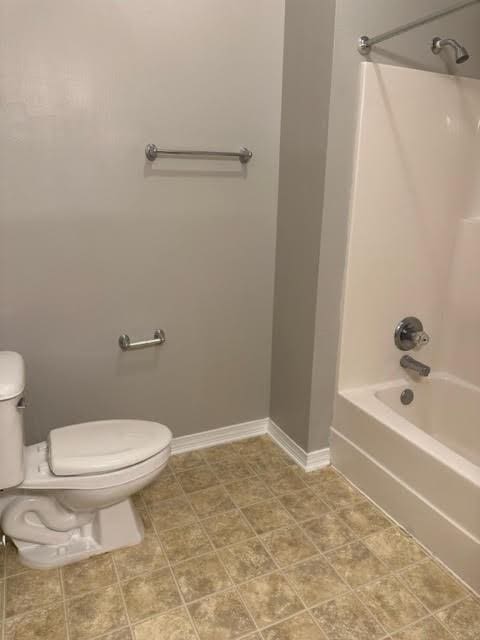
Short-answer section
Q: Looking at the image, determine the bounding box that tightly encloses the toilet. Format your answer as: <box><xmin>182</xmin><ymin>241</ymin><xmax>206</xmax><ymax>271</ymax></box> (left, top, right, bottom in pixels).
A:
<box><xmin>0</xmin><ymin>351</ymin><xmax>172</xmax><ymax>569</ymax></box>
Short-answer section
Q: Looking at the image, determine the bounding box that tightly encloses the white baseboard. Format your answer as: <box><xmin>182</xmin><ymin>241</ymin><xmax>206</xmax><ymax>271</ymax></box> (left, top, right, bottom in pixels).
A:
<box><xmin>171</xmin><ymin>418</ymin><xmax>269</xmax><ymax>454</ymax></box>
<box><xmin>268</xmin><ymin>419</ymin><xmax>330</xmax><ymax>472</ymax></box>
<box><xmin>171</xmin><ymin>416</ymin><xmax>330</xmax><ymax>472</ymax></box>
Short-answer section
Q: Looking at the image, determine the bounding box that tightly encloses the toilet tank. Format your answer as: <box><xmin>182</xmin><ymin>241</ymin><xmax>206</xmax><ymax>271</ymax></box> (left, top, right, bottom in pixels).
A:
<box><xmin>0</xmin><ymin>352</ymin><xmax>26</xmax><ymax>489</ymax></box>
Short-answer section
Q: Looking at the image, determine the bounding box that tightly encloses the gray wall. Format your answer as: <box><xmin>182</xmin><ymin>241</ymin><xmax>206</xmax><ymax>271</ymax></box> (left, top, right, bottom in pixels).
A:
<box><xmin>270</xmin><ymin>0</ymin><xmax>335</xmax><ymax>450</ymax></box>
<box><xmin>0</xmin><ymin>1</ymin><xmax>284</xmax><ymax>444</ymax></box>
<box><xmin>308</xmin><ymin>0</ymin><xmax>480</xmax><ymax>451</ymax></box>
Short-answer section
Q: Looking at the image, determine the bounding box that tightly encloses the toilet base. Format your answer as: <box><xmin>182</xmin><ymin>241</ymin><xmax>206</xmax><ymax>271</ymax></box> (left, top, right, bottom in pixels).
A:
<box><xmin>12</xmin><ymin>498</ymin><xmax>144</xmax><ymax>569</ymax></box>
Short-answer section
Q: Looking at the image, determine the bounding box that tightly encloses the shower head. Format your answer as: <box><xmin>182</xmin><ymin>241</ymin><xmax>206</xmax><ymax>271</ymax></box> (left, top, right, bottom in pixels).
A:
<box><xmin>432</xmin><ymin>37</ymin><xmax>470</xmax><ymax>64</ymax></box>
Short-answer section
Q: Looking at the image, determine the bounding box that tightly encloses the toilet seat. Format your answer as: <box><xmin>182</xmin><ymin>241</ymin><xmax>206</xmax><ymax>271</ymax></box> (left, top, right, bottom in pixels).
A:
<box><xmin>20</xmin><ymin>428</ymin><xmax>171</xmax><ymax>491</ymax></box>
<box><xmin>48</xmin><ymin>419</ymin><xmax>171</xmax><ymax>476</ymax></box>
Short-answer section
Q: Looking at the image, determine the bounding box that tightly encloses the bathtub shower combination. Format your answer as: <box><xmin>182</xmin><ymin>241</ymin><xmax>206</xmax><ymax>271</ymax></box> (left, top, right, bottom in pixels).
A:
<box><xmin>332</xmin><ymin>63</ymin><xmax>480</xmax><ymax>594</ymax></box>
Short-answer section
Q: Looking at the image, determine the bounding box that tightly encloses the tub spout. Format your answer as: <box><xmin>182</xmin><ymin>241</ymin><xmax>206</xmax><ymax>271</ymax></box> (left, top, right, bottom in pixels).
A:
<box><xmin>400</xmin><ymin>355</ymin><xmax>431</xmax><ymax>377</ymax></box>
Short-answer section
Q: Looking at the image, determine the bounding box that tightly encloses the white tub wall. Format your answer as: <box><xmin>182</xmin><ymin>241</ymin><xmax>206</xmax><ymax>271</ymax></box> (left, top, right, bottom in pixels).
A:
<box><xmin>440</xmin><ymin>219</ymin><xmax>480</xmax><ymax>387</ymax></box>
<box><xmin>338</xmin><ymin>62</ymin><xmax>480</xmax><ymax>391</ymax></box>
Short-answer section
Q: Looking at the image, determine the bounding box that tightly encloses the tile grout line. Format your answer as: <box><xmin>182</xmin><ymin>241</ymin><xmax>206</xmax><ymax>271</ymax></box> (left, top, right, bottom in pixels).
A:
<box><xmin>155</xmin><ymin>441</ymin><xmax>475</xmax><ymax>639</ymax></box>
<box><xmin>111</xmin><ymin>552</ymin><xmax>136</xmax><ymax>640</ymax></box>
<box><xmin>58</xmin><ymin>567</ymin><xmax>71</xmax><ymax>640</ymax></box>
<box><xmin>172</xmin><ymin>447</ymin><xmax>388</xmax><ymax>638</ymax></box>
<box><xmin>205</xmin><ymin>442</ymin><xmax>474</xmax><ymax>637</ymax></box>
<box><xmin>144</xmin><ymin>467</ymin><xmax>203</xmax><ymax>640</ymax></box>
<box><xmin>3</xmin><ymin>438</ymin><xmax>477</xmax><ymax>640</ymax></box>
<box><xmin>333</xmin><ymin>465</ymin><xmax>480</xmax><ymax>602</ymax></box>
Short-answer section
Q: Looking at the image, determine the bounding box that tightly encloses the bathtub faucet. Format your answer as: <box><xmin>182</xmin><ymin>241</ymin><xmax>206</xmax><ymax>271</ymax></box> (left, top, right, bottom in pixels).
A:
<box><xmin>400</xmin><ymin>355</ymin><xmax>431</xmax><ymax>377</ymax></box>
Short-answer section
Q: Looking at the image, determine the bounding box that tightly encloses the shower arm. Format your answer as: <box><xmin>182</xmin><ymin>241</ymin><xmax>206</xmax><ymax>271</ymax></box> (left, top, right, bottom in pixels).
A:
<box><xmin>358</xmin><ymin>0</ymin><xmax>479</xmax><ymax>55</ymax></box>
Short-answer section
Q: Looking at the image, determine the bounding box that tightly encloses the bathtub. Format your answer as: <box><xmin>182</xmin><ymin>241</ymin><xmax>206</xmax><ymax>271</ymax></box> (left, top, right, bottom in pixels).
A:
<box><xmin>331</xmin><ymin>372</ymin><xmax>480</xmax><ymax>594</ymax></box>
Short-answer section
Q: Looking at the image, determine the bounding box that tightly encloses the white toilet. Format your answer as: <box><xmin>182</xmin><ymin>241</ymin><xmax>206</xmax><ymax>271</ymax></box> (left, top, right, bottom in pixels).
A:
<box><xmin>0</xmin><ymin>351</ymin><xmax>172</xmax><ymax>569</ymax></box>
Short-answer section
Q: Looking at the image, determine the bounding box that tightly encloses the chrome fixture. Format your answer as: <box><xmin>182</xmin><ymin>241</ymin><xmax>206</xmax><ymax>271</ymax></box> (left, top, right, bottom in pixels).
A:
<box><xmin>145</xmin><ymin>144</ymin><xmax>253</xmax><ymax>164</ymax></box>
<box><xmin>394</xmin><ymin>317</ymin><xmax>430</xmax><ymax>351</ymax></box>
<box><xmin>400</xmin><ymin>355</ymin><xmax>431</xmax><ymax>377</ymax></box>
<box><xmin>358</xmin><ymin>0</ymin><xmax>479</xmax><ymax>55</ymax></box>
<box><xmin>431</xmin><ymin>37</ymin><xmax>470</xmax><ymax>63</ymax></box>
<box><xmin>119</xmin><ymin>329</ymin><xmax>166</xmax><ymax>351</ymax></box>
<box><xmin>400</xmin><ymin>389</ymin><xmax>414</xmax><ymax>405</ymax></box>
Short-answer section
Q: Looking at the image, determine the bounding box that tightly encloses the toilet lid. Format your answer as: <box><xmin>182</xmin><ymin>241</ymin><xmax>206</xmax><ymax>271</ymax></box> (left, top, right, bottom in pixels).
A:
<box><xmin>47</xmin><ymin>420</ymin><xmax>172</xmax><ymax>476</ymax></box>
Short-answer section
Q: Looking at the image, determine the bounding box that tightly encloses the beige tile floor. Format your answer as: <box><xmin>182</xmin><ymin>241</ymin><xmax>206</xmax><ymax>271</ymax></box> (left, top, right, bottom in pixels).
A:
<box><xmin>1</xmin><ymin>435</ymin><xmax>479</xmax><ymax>640</ymax></box>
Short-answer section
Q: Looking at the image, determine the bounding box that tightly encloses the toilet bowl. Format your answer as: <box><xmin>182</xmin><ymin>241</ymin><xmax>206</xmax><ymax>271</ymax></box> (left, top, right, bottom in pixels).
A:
<box><xmin>0</xmin><ymin>351</ymin><xmax>172</xmax><ymax>569</ymax></box>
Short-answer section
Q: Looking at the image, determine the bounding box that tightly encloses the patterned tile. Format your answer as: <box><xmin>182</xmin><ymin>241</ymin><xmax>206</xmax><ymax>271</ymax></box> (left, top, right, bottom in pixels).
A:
<box><xmin>311</xmin><ymin>592</ymin><xmax>385</xmax><ymax>640</ymax></box>
<box><xmin>219</xmin><ymin>538</ymin><xmax>276</xmax><ymax>584</ymax></box>
<box><xmin>201</xmin><ymin>444</ymin><xmax>240</xmax><ymax>464</ymax></box>
<box><xmin>278</xmin><ymin>489</ymin><xmax>330</xmax><ymax>522</ymax></box>
<box><xmin>202</xmin><ymin>510</ymin><xmax>255</xmax><ymax>548</ymax></box>
<box><xmin>284</xmin><ymin>556</ymin><xmax>348</xmax><ymax>607</ymax></box>
<box><xmin>242</xmin><ymin>499</ymin><xmax>293</xmax><ymax>535</ymax></box>
<box><xmin>188</xmin><ymin>589</ymin><xmax>255</xmax><ymax>640</ymax></box>
<box><xmin>5</xmin><ymin>603</ymin><xmax>67</xmax><ymax>640</ymax></box>
<box><xmin>172</xmin><ymin>552</ymin><xmax>232</xmax><ymax>602</ymax></box>
<box><xmin>301</xmin><ymin>513</ymin><xmax>356</xmax><ymax>552</ymax></box>
<box><xmin>149</xmin><ymin>495</ymin><xmax>197</xmax><ymax>530</ymax></box>
<box><xmin>6</xmin><ymin>569</ymin><xmax>62</xmax><ymax>618</ymax></box>
<box><xmin>121</xmin><ymin>567</ymin><xmax>181</xmax><ymax>623</ymax></box>
<box><xmin>169</xmin><ymin>450</ymin><xmax>205</xmax><ymax>473</ymax></box>
<box><xmin>392</xmin><ymin>616</ymin><xmax>453</xmax><ymax>639</ymax></box>
<box><xmin>225</xmin><ymin>476</ymin><xmax>273</xmax><ymax>507</ymax></box>
<box><xmin>356</xmin><ymin>575</ymin><xmax>427</xmax><ymax>633</ymax></box>
<box><xmin>133</xmin><ymin>607</ymin><xmax>197</xmax><ymax>640</ymax></box>
<box><xmin>96</xmin><ymin>630</ymin><xmax>133</xmax><ymax>640</ymax></box>
<box><xmin>244</xmin><ymin>452</ymin><xmax>291</xmax><ymax>475</ymax></box>
<box><xmin>113</xmin><ymin>522</ymin><xmax>168</xmax><ymax>580</ymax></box>
<box><xmin>262</xmin><ymin>611</ymin><xmax>326</xmax><ymax>639</ymax></box>
<box><xmin>210</xmin><ymin>460</ymin><xmax>254</xmax><ymax>481</ymax></box>
<box><xmin>363</xmin><ymin>528</ymin><xmax>426</xmax><ymax>571</ymax></box>
<box><xmin>261</xmin><ymin>526</ymin><xmax>317</xmax><ymax>567</ymax></box>
<box><xmin>336</xmin><ymin>501</ymin><xmax>391</xmax><ymax>537</ymax></box>
<box><xmin>66</xmin><ymin>585</ymin><xmax>128</xmax><ymax>640</ymax></box>
<box><xmin>399</xmin><ymin>560</ymin><xmax>467</xmax><ymax>611</ymax></box>
<box><xmin>325</xmin><ymin>541</ymin><xmax>389</xmax><ymax>587</ymax></box>
<box><xmin>159</xmin><ymin>523</ymin><xmax>212</xmax><ymax>563</ymax></box>
<box><xmin>62</xmin><ymin>554</ymin><xmax>116</xmax><ymax>598</ymax></box>
<box><xmin>176</xmin><ymin>465</ymin><xmax>219</xmax><ymax>493</ymax></box>
<box><xmin>142</xmin><ymin>471</ymin><xmax>183</xmax><ymax>507</ymax></box>
<box><xmin>435</xmin><ymin>597</ymin><xmax>480</xmax><ymax>640</ymax></box>
<box><xmin>259</xmin><ymin>468</ymin><xmax>306</xmax><ymax>495</ymax></box>
<box><xmin>187</xmin><ymin>485</ymin><xmax>236</xmax><ymax>518</ymax></box>
<box><xmin>311</xmin><ymin>476</ymin><xmax>362</xmax><ymax>510</ymax></box>
<box><xmin>239</xmin><ymin>571</ymin><xmax>303</xmax><ymax>627</ymax></box>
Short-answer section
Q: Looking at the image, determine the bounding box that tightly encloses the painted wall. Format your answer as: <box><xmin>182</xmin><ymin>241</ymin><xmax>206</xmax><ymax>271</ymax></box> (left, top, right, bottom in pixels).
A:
<box><xmin>308</xmin><ymin>0</ymin><xmax>480</xmax><ymax>451</ymax></box>
<box><xmin>0</xmin><ymin>1</ymin><xmax>284</xmax><ymax>443</ymax></box>
<box><xmin>270</xmin><ymin>0</ymin><xmax>335</xmax><ymax>451</ymax></box>
<box><xmin>337</xmin><ymin>62</ymin><xmax>480</xmax><ymax>391</ymax></box>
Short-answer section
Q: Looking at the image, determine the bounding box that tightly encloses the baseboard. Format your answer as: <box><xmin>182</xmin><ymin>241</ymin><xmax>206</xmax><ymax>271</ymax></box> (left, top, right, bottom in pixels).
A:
<box><xmin>171</xmin><ymin>418</ymin><xmax>269</xmax><ymax>454</ymax></box>
<box><xmin>268</xmin><ymin>419</ymin><xmax>330</xmax><ymax>472</ymax></box>
<box><xmin>171</xmin><ymin>417</ymin><xmax>330</xmax><ymax>472</ymax></box>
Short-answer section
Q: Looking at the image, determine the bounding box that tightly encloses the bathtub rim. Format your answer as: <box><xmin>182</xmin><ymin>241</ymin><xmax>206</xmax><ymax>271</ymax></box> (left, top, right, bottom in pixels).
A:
<box><xmin>339</xmin><ymin>371</ymin><xmax>480</xmax><ymax>488</ymax></box>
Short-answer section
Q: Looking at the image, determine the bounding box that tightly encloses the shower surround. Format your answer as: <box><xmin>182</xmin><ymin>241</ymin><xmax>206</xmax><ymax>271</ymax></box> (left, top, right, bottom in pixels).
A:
<box><xmin>332</xmin><ymin>63</ymin><xmax>480</xmax><ymax>593</ymax></box>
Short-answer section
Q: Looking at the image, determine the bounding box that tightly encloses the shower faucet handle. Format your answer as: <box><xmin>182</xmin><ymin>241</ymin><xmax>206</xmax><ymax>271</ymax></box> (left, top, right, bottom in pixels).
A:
<box><xmin>394</xmin><ymin>317</ymin><xmax>430</xmax><ymax>351</ymax></box>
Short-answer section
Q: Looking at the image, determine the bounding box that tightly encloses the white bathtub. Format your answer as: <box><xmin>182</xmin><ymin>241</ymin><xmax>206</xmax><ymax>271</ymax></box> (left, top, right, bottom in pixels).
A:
<box><xmin>331</xmin><ymin>372</ymin><xmax>480</xmax><ymax>594</ymax></box>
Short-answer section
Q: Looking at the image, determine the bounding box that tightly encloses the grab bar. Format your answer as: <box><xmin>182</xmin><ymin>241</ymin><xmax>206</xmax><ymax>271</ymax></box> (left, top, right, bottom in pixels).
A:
<box><xmin>118</xmin><ymin>329</ymin><xmax>166</xmax><ymax>351</ymax></box>
<box><xmin>145</xmin><ymin>144</ymin><xmax>253</xmax><ymax>164</ymax></box>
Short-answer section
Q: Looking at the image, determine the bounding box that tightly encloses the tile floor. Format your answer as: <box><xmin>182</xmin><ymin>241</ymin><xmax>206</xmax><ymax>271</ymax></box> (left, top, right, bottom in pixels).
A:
<box><xmin>1</xmin><ymin>435</ymin><xmax>479</xmax><ymax>640</ymax></box>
